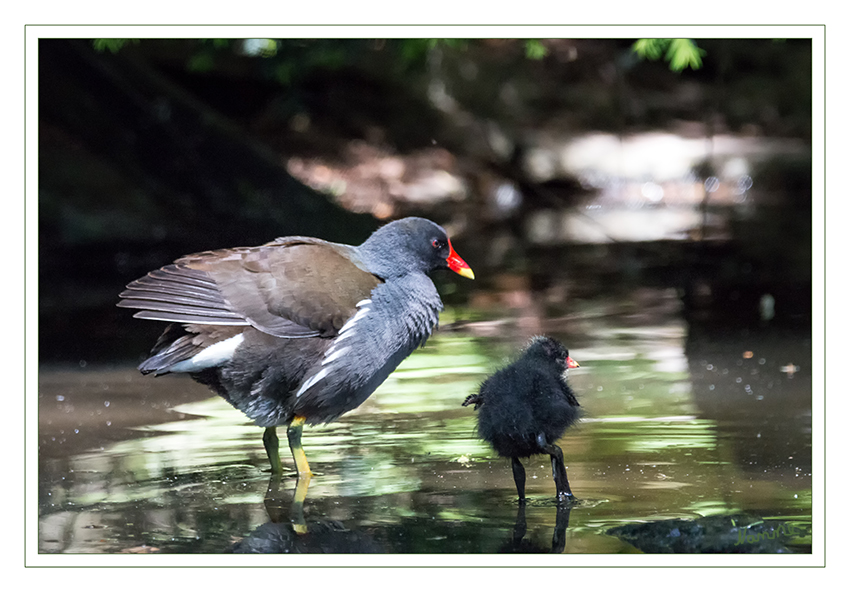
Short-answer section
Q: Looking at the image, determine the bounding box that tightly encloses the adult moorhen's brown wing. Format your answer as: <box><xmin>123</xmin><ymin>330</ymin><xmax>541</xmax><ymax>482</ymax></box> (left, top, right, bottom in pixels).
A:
<box><xmin>118</xmin><ymin>237</ymin><xmax>383</xmax><ymax>339</ymax></box>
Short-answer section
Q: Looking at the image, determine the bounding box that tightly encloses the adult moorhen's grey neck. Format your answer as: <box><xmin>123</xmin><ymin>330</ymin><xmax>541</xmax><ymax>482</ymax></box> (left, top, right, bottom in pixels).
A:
<box><xmin>118</xmin><ymin>217</ymin><xmax>474</xmax><ymax>484</ymax></box>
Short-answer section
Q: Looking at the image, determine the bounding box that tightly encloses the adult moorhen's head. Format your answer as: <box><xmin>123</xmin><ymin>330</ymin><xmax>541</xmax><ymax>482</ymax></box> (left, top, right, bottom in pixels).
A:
<box><xmin>358</xmin><ymin>217</ymin><xmax>474</xmax><ymax>280</ymax></box>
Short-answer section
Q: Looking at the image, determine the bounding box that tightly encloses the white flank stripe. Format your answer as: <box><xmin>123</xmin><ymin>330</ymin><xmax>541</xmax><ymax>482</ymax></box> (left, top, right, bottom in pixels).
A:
<box><xmin>168</xmin><ymin>334</ymin><xmax>245</xmax><ymax>373</ymax></box>
<box><xmin>296</xmin><ymin>367</ymin><xmax>329</xmax><ymax>397</ymax></box>
<box><xmin>355</xmin><ymin>298</ymin><xmax>372</xmax><ymax>307</ymax></box>
<box><xmin>338</xmin><ymin>306</ymin><xmax>369</xmax><ymax>334</ymax></box>
<box><xmin>334</xmin><ymin>330</ymin><xmax>355</xmax><ymax>344</ymax></box>
<box><xmin>322</xmin><ymin>345</ymin><xmax>351</xmax><ymax>366</ymax></box>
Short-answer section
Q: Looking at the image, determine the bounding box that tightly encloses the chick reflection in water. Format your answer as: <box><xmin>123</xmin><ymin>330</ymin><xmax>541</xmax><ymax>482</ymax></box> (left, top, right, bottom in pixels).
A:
<box><xmin>463</xmin><ymin>337</ymin><xmax>582</xmax><ymax>503</ymax></box>
<box><xmin>500</xmin><ymin>503</ymin><xmax>573</xmax><ymax>554</ymax></box>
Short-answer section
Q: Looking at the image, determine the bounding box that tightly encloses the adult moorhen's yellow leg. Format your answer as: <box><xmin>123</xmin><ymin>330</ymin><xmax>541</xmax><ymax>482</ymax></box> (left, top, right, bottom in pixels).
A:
<box><xmin>286</xmin><ymin>416</ymin><xmax>312</xmax><ymax>477</ymax></box>
<box><xmin>287</xmin><ymin>416</ymin><xmax>313</xmax><ymax>534</ymax></box>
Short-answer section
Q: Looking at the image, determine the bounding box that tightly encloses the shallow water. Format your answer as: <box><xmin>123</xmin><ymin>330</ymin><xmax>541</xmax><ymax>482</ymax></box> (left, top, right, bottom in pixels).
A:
<box><xmin>37</xmin><ymin>292</ymin><xmax>812</xmax><ymax>555</ymax></box>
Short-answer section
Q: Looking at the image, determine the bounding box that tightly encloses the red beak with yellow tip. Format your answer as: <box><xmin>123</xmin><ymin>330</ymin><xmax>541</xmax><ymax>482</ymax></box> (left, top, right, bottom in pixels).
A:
<box><xmin>446</xmin><ymin>239</ymin><xmax>474</xmax><ymax>280</ymax></box>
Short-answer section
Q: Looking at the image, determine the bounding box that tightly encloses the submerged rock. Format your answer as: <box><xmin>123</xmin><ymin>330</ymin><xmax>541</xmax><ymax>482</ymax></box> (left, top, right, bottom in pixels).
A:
<box><xmin>607</xmin><ymin>513</ymin><xmax>808</xmax><ymax>553</ymax></box>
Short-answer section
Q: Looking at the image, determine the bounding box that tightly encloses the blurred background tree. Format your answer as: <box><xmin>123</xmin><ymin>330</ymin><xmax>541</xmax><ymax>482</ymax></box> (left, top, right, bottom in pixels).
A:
<box><xmin>38</xmin><ymin>37</ymin><xmax>812</xmax><ymax>363</ymax></box>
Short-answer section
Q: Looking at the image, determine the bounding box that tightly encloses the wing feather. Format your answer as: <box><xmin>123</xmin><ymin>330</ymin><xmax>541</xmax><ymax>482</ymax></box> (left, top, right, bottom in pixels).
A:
<box><xmin>118</xmin><ymin>237</ymin><xmax>381</xmax><ymax>339</ymax></box>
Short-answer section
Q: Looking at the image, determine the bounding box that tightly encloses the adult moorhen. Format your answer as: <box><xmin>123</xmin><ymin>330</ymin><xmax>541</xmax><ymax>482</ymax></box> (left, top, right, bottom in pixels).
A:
<box><xmin>118</xmin><ymin>217</ymin><xmax>474</xmax><ymax>478</ymax></box>
<box><xmin>463</xmin><ymin>336</ymin><xmax>581</xmax><ymax>503</ymax></box>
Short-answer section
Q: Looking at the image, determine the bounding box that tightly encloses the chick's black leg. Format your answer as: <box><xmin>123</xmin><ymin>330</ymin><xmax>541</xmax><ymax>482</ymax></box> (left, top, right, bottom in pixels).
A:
<box><xmin>548</xmin><ymin>447</ymin><xmax>573</xmax><ymax>500</ymax></box>
<box><xmin>511</xmin><ymin>457</ymin><xmax>527</xmax><ymax>501</ymax></box>
<box><xmin>536</xmin><ymin>433</ymin><xmax>574</xmax><ymax>502</ymax></box>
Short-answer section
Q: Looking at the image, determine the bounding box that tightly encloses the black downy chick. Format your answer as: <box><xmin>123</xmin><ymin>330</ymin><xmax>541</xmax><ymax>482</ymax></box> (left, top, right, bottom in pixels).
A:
<box><xmin>463</xmin><ymin>336</ymin><xmax>581</xmax><ymax>503</ymax></box>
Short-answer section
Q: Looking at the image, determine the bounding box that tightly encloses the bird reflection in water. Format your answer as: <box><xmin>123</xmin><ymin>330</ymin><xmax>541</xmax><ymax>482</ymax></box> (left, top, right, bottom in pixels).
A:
<box><xmin>232</xmin><ymin>474</ymin><xmax>383</xmax><ymax>553</ymax></box>
<box><xmin>499</xmin><ymin>502</ymin><xmax>574</xmax><ymax>554</ymax></box>
<box><xmin>263</xmin><ymin>473</ymin><xmax>312</xmax><ymax>535</ymax></box>
<box><xmin>236</xmin><ymin>474</ymin><xmax>576</xmax><ymax>553</ymax></box>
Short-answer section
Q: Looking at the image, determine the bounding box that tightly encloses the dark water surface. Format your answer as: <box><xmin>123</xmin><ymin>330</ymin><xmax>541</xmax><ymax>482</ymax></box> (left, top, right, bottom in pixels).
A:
<box><xmin>37</xmin><ymin>291</ymin><xmax>812</xmax><ymax>557</ymax></box>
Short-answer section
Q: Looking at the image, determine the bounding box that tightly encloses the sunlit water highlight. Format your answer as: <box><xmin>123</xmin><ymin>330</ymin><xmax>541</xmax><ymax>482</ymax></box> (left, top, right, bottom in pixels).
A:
<box><xmin>38</xmin><ymin>295</ymin><xmax>812</xmax><ymax>555</ymax></box>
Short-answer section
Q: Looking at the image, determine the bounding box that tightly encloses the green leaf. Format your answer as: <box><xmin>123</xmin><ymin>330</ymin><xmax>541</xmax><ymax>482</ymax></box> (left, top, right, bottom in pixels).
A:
<box><xmin>666</xmin><ymin>38</ymin><xmax>706</xmax><ymax>71</ymax></box>
<box><xmin>92</xmin><ymin>39</ymin><xmax>138</xmax><ymax>54</ymax></box>
<box><xmin>633</xmin><ymin>38</ymin><xmax>705</xmax><ymax>72</ymax></box>
<box><xmin>525</xmin><ymin>39</ymin><xmax>548</xmax><ymax>60</ymax></box>
<box><xmin>632</xmin><ymin>38</ymin><xmax>669</xmax><ymax>61</ymax></box>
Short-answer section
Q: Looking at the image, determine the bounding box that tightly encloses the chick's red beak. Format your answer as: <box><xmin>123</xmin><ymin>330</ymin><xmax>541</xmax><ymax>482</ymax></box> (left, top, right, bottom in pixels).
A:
<box><xmin>446</xmin><ymin>239</ymin><xmax>474</xmax><ymax>280</ymax></box>
<box><xmin>566</xmin><ymin>356</ymin><xmax>580</xmax><ymax>369</ymax></box>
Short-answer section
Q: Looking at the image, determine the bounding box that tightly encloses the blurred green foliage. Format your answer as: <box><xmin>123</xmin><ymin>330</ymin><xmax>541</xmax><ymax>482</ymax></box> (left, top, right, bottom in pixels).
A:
<box><xmin>94</xmin><ymin>38</ymin><xmax>706</xmax><ymax>79</ymax></box>
<box><xmin>633</xmin><ymin>38</ymin><xmax>706</xmax><ymax>71</ymax></box>
<box><xmin>92</xmin><ymin>38</ymin><xmax>139</xmax><ymax>53</ymax></box>
<box><xmin>524</xmin><ymin>39</ymin><xmax>548</xmax><ymax>59</ymax></box>
<box><xmin>397</xmin><ymin>38</ymin><xmax>469</xmax><ymax>64</ymax></box>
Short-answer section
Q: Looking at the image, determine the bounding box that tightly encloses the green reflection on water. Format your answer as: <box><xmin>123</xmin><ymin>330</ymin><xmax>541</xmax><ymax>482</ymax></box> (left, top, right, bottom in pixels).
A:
<box><xmin>39</xmin><ymin>318</ymin><xmax>813</xmax><ymax>554</ymax></box>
